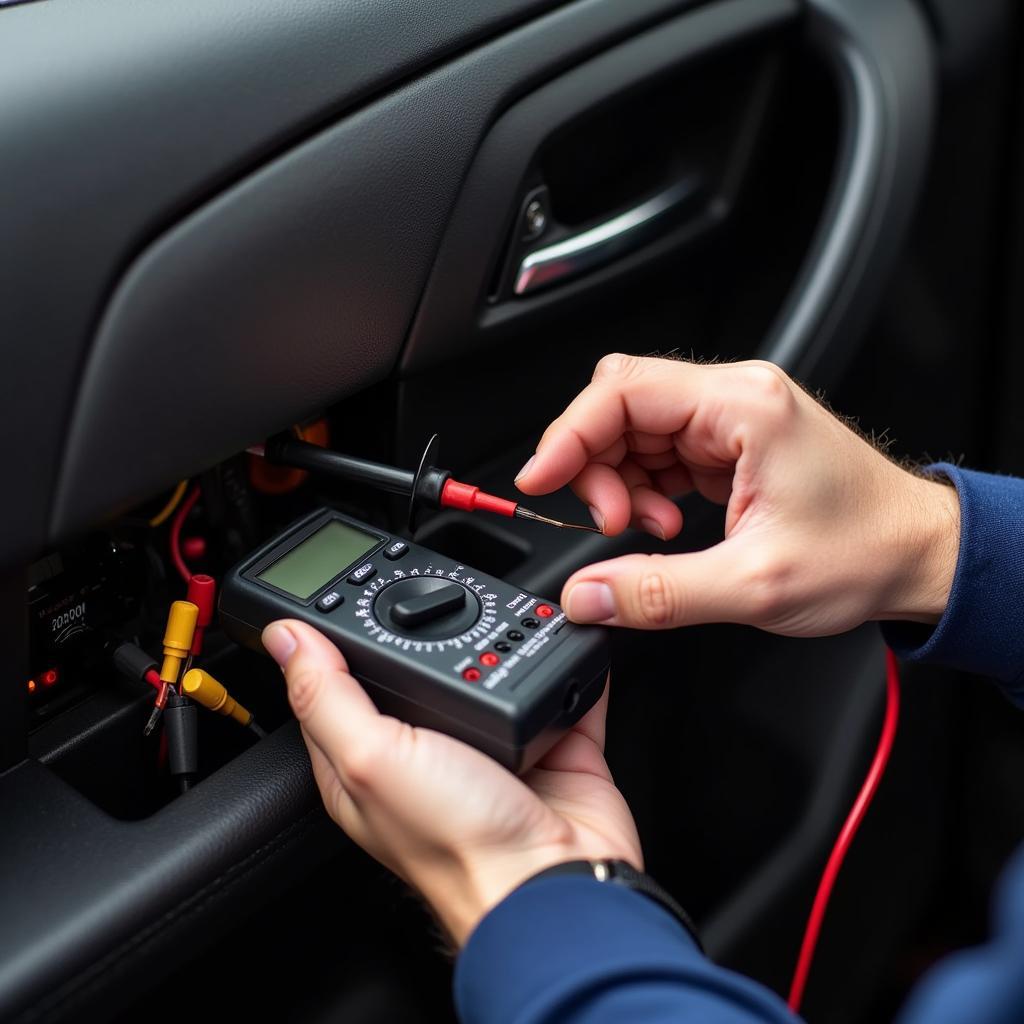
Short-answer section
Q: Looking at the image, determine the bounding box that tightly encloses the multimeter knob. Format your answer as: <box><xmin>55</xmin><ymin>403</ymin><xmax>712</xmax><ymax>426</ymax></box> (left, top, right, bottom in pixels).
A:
<box><xmin>374</xmin><ymin>577</ymin><xmax>480</xmax><ymax>639</ymax></box>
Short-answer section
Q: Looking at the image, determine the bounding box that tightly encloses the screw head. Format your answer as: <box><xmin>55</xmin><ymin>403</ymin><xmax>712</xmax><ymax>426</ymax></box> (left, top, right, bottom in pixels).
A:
<box><xmin>524</xmin><ymin>198</ymin><xmax>547</xmax><ymax>238</ymax></box>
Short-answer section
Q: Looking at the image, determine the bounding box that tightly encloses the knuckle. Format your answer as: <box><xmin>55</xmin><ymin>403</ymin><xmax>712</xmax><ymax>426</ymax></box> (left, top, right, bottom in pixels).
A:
<box><xmin>742</xmin><ymin>552</ymin><xmax>793</xmax><ymax>622</ymax></box>
<box><xmin>632</xmin><ymin>559</ymin><xmax>682</xmax><ymax>627</ymax></box>
<box><xmin>593</xmin><ymin>352</ymin><xmax>644</xmax><ymax>382</ymax></box>
<box><xmin>739</xmin><ymin>362</ymin><xmax>796</xmax><ymax>423</ymax></box>
<box><xmin>286</xmin><ymin>668</ymin><xmax>322</xmax><ymax>721</ymax></box>
<box><xmin>341</xmin><ymin>739</ymin><xmax>380</xmax><ymax>789</ymax></box>
<box><xmin>742</xmin><ymin>358</ymin><xmax>789</xmax><ymax>380</ymax></box>
<box><xmin>743</xmin><ymin>361</ymin><xmax>790</xmax><ymax>397</ymax></box>
<box><xmin>342</xmin><ymin>717</ymin><xmax>405</xmax><ymax>789</ymax></box>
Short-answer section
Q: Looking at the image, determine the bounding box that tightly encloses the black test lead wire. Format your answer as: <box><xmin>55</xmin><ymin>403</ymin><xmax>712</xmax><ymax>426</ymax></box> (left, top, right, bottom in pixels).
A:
<box><xmin>254</xmin><ymin>433</ymin><xmax>601</xmax><ymax>534</ymax></box>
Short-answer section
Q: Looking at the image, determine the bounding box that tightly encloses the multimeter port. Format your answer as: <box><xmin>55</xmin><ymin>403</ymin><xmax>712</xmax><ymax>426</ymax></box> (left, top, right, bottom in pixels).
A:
<box><xmin>220</xmin><ymin>507</ymin><xmax>610</xmax><ymax>773</ymax></box>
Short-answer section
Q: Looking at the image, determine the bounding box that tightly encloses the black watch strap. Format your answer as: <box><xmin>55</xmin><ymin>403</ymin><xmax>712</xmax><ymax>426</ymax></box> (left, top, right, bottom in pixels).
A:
<box><xmin>519</xmin><ymin>859</ymin><xmax>703</xmax><ymax>951</ymax></box>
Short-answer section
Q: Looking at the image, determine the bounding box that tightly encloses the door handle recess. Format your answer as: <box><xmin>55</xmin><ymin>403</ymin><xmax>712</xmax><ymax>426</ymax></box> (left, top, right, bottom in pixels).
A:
<box><xmin>513</xmin><ymin>177</ymin><xmax>700</xmax><ymax>296</ymax></box>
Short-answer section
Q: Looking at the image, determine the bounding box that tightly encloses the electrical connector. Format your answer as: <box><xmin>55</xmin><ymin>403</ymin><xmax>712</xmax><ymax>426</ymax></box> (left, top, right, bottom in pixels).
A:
<box><xmin>113</xmin><ymin>641</ymin><xmax>168</xmax><ymax>736</ymax></box>
<box><xmin>160</xmin><ymin>600</ymin><xmax>198</xmax><ymax>687</ymax></box>
<box><xmin>182</xmin><ymin>668</ymin><xmax>264</xmax><ymax>737</ymax></box>
<box><xmin>186</xmin><ymin>574</ymin><xmax>217</xmax><ymax>656</ymax></box>
<box><xmin>164</xmin><ymin>692</ymin><xmax>198</xmax><ymax>792</ymax></box>
<box><xmin>113</xmin><ymin>642</ymin><xmax>159</xmax><ymax>688</ymax></box>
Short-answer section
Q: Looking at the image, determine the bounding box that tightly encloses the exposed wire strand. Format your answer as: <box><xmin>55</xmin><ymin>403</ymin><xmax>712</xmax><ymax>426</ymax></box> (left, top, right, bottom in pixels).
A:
<box><xmin>787</xmin><ymin>648</ymin><xmax>901</xmax><ymax>1013</ymax></box>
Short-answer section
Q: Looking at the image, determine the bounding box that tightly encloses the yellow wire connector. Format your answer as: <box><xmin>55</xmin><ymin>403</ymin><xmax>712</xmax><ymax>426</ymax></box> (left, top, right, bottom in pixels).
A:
<box><xmin>160</xmin><ymin>600</ymin><xmax>199</xmax><ymax>686</ymax></box>
<box><xmin>181</xmin><ymin>669</ymin><xmax>255</xmax><ymax>729</ymax></box>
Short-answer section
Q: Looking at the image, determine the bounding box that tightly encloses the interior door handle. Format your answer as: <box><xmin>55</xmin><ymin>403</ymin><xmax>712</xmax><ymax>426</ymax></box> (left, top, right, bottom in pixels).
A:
<box><xmin>513</xmin><ymin>177</ymin><xmax>700</xmax><ymax>296</ymax></box>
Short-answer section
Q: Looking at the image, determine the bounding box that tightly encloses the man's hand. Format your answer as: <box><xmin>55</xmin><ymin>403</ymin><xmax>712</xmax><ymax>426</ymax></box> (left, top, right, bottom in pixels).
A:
<box><xmin>516</xmin><ymin>354</ymin><xmax>960</xmax><ymax>636</ymax></box>
<box><xmin>262</xmin><ymin>620</ymin><xmax>641</xmax><ymax>945</ymax></box>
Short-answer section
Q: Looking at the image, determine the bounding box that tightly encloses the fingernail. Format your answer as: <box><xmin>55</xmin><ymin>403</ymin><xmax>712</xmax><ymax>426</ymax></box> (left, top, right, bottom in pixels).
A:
<box><xmin>263</xmin><ymin>623</ymin><xmax>297</xmax><ymax>667</ymax></box>
<box><xmin>640</xmin><ymin>517</ymin><xmax>665</xmax><ymax>540</ymax></box>
<box><xmin>565</xmin><ymin>581</ymin><xmax>616</xmax><ymax>623</ymax></box>
<box><xmin>588</xmin><ymin>505</ymin><xmax>605</xmax><ymax>533</ymax></box>
<box><xmin>515</xmin><ymin>455</ymin><xmax>536</xmax><ymax>482</ymax></box>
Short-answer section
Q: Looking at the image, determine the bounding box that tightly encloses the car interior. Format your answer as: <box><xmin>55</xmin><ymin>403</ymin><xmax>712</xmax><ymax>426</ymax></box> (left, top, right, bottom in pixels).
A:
<box><xmin>2</xmin><ymin>0</ymin><xmax>1023</xmax><ymax>1020</ymax></box>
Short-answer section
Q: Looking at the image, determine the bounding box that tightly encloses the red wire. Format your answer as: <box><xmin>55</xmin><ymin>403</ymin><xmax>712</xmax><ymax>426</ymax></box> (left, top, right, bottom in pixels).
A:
<box><xmin>155</xmin><ymin>680</ymin><xmax>170</xmax><ymax>710</ymax></box>
<box><xmin>787</xmin><ymin>648</ymin><xmax>901</xmax><ymax>1013</ymax></box>
<box><xmin>144</xmin><ymin>668</ymin><xmax>162</xmax><ymax>691</ymax></box>
<box><xmin>169</xmin><ymin>485</ymin><xmax>200</xmax><ymax>583</ymax></box>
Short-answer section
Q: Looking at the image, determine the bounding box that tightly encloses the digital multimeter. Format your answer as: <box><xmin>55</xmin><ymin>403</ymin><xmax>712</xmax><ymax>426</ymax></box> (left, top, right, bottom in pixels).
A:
<box><xmin>220</xmin><ymin>508</ymin><xmax>609</xmax><ymax>772</ymax></box>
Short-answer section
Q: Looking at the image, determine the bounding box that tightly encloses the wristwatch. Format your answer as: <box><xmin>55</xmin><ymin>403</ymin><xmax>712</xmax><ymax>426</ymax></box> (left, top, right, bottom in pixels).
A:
<box><xmin>519</xmin><ymin>859</ymin><xmax>702</xmax><ymax>950</ymax></box>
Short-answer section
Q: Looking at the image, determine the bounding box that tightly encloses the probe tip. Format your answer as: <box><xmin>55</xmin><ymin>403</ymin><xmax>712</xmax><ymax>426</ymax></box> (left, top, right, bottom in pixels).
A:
<box><xmin>514</xmin><ymin>506</ymin><xmax>602</xmax><ymax>533</ymax></box>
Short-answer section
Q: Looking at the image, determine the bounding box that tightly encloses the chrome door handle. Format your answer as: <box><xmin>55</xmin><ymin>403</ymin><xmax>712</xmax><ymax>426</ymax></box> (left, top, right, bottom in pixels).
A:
<box><xmin>513</xmin><ymin>178</ymin><xmax>700</xmax><ymax>296</ymax></box>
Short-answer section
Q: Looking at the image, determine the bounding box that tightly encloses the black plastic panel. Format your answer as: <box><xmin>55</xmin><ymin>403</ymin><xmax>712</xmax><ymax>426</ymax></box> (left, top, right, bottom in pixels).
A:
<box><xmin>44</xmin><ymin>0</ymin><xmax>708</xmax><ymax>553</ymax></box>
<box><xmin>761</xmin><ymin>0</ymin><xmax>936</xmax><ymax>381</ymax></box>
<box><xmin>0</xmin><ymin>0</ymin><xmax>633</xmax><ymax>569</ymax></box>
<box><xmin>2</xmin><ymin>0</ymin><xmax>578</xmax><ymax>570</ymax></box>
<box><xmin>0</xmin><ymin>569</ymin><xmax>28</xmax><ymax>768</ymax></box>
<box><xmin>0</xmin><ymin>724</ymin><xmax>335</xmax><ymax>1023</ymax></box>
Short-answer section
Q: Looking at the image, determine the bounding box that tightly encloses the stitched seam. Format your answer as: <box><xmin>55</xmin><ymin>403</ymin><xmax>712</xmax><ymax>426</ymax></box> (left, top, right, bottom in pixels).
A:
<box><xmin>17</xmin><ymin>807</ymin><xmax>322</xmax><ymax>1023</ymax></box>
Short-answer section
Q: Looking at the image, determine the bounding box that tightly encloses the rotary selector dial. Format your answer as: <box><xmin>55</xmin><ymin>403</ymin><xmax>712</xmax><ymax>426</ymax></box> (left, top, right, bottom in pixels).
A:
<box><xmin>373</xmin><ymin>576</ymin><xmax>481</xmax><ymax>640</ymax></box>
<box><xmin>354</xmin><ymin>562</ymin><xmax>499</xmax><ymax>653</ymax></box>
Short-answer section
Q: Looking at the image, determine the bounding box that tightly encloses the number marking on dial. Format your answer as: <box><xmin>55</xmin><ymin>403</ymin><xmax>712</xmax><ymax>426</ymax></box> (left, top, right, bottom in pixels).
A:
<box><xmin>360</xmin><ymin>564</ymin><xmax>498</xmax><ymax>654</ymax></box>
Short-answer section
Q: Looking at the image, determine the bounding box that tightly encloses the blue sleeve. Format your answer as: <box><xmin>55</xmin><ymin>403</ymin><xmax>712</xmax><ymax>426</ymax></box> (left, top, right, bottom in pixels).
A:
<box><xmin>454</xmin><ymin>876</ymin><xmax>795</xmax><ymax>1024</ymax></box>
<box><xmin>897</xmin><ymin>844</ymin><xmax>1024</xmax><ymax>1024</ymax></box>
<box><xmin>881</xmin><ymin>463</ymin><xmax>1024</xmax><ymax>703</ymax></box>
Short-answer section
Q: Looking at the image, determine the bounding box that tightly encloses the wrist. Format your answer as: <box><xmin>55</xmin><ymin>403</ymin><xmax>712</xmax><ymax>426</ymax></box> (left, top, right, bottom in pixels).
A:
<box><xmin>419</xmin><ymin>841</ymin><xmax>634</xmax><ymax>947</ymax></box>
<box><xmin>878</xmin><ymin>473</ymin><xmax>960</xmax><ymax>624</ymax></box>
<box><xmin>419</xmin><ymin>845</ymin><xmax>576</xmax><ymax>947</ymax></box>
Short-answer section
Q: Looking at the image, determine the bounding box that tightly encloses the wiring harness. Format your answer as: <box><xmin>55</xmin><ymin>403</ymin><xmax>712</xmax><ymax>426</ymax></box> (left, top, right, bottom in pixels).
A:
<box><xmin>115</xmin><ymin>481</ymin><xmax>267</xmax><ymax>794</ymax></box>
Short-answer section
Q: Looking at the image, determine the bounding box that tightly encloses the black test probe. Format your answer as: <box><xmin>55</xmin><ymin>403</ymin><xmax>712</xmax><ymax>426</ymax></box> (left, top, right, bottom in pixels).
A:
<box><xmin>256</xmin><ymin>433</ymin><xmax>600</xmax><ymax>534</ymax></box>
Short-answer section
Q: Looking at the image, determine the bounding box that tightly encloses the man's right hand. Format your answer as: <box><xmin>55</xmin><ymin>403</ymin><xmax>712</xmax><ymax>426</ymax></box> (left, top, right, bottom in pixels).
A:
<box><xmin>515</xmin><ymin>354</ymin><xmax>960</xmax><ymax>637</ymax></box>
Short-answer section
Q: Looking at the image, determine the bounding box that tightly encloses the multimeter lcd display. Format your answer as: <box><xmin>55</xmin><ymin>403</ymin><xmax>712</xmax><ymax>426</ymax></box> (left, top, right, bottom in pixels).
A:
<box><xmin>257</xmin><ymin>520</ymin><xmax>379</xmax><ymax>600</ymax></box>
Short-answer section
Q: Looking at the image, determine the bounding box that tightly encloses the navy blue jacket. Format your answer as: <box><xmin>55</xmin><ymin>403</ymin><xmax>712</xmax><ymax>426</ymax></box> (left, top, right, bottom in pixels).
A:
<box><xmin>455</xmin><ymin>464</ymin><xmax>1024</xmax><ymax>1023</ymax></box>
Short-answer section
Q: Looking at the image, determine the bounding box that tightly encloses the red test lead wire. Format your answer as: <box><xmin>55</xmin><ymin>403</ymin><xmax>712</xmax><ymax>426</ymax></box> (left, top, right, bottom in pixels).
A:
<box><xmin>169</xmin><ymin>485</ymin><xmax>201</xmax><ymax>583</ymax></box>
<box><xmin>787</xmin><ymin>648</ymin><xmax>901</xmax><ymax>1014</ymax></box>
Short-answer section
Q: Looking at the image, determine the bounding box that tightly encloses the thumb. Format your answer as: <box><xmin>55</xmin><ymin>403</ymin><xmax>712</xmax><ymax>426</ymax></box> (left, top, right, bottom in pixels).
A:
<box><xmin>262</xmin><ymin>619</ymin><xmax>385</xmax><ymax>781</ymax></box>
<box><xmin>560</xmin><ymin>544</ymin><xmax>769</xmax><ymax>630</ymax></box>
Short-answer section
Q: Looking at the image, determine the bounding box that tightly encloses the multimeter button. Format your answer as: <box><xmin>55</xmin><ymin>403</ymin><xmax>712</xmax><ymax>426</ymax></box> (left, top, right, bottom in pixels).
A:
<box><xmin>316</xmin><ymin>590</ymin><xmax>344</xmax><ymax>612</ymax></box>
<box><xmin>383</xmin><ymin>540</ymin><xmax>409</xmax><ymax>561</ymax></box>
<box><xmin>507</xmin><ymin>630</ymin><xmax>524</xmax><ymax>642</ymax></box>
<box><xmin>391</xmin><ymin>582</ymin><xmax>466</xmax><ymax>627</ymax></box>
<box><xmin>494</xmin><ymin>641</ymin><xmax>512</xmax><ymax>653</ymax></box>
<box><xmin>480</xmin><ymin>652</ymin><xmax>500</xmax><ymax>667</ymax></box>
<box><xmin>522</xmin><ymin>617</ymin><xmax>540</xmax><ymax>629</ymax></box>
<box><xmin>463</xmin><ymin>667</ymin><xmax>481</xmax><ymax>682</ymax></box>
<box><xmin>348</xmin><ymin>562</ymin><xmax>375</xmax><ymax>584</ymax></box>
<box><xmin>536</xmin><ymin>604</ymin><xmax>554</xmax><ymax>618</ymax></box>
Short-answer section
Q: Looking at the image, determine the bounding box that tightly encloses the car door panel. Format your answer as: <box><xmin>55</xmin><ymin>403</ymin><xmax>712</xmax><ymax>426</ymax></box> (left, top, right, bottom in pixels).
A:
<box><xmin>0</xmin><ymin>0</ymin><xmax>961</xmax><ymax>1020</ymax></box>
